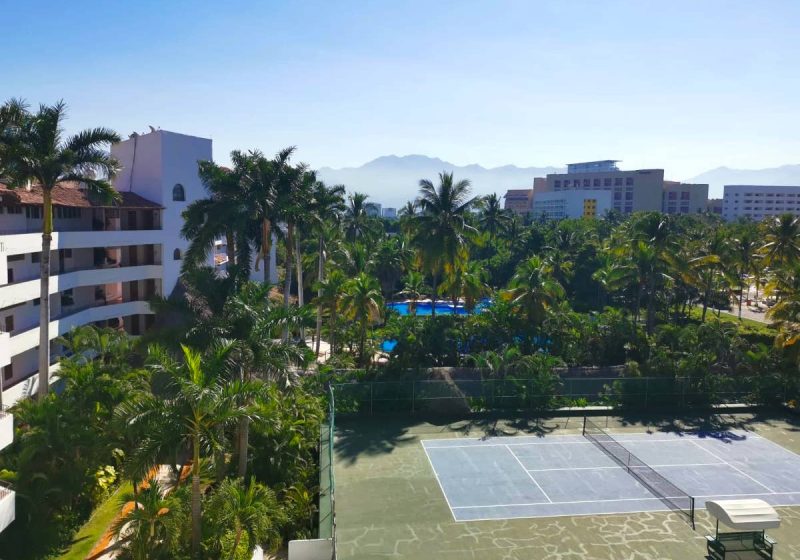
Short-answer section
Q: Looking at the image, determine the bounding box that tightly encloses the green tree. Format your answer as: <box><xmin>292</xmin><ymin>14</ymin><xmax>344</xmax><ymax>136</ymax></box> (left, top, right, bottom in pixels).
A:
<box><xmin>0</xmin><ymin>100</ymin><xmax>120</xmax><ymax>396</ymax></box>
<box><xmin>313</xmin><ymin>269</ymin><xmax>347</xmax><ymax>355</ymax></box>
<box><xmin>412</xmin><ymin>172</ymin><xmax>477</xmax><ymax>317</ymax></box>
<box><xmin>505</xmin><ymin>256</ymin><xmax>565</xmax><ymax>328</ymax></box>
<box><xmin>340</xmin><ymin>273</ymin><xmax>384</xmax><ymax>365</ymax></box>
<box><xmin>478</xmin><ymin>193</ymin><xmax>512</xmax><ymax>239</ymax></box>
<box><xmin>760</xmin><ymin>213</ymin><xmax>800</xmax><ymax>268</ymax></box>
<box><xmin>396</xmin><ymin>271</ymin><xmax>429</xmax><ymax>316</ymax></box>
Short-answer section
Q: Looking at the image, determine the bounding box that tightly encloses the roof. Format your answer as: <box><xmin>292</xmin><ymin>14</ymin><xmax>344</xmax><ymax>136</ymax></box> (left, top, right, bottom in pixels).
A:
<box><xmin>0</xmin><ymin>182</ymin><xmax>161</xmax><ymax>209</ymax></box>
<box><xmin>706</xmin><ymin>499</ymin><xmax>781</xmax><ymax>530</ymax></box>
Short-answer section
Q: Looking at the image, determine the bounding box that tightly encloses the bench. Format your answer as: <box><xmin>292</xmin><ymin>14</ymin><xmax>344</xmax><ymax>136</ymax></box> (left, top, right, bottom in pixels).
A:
<box><xmin>706</xmin><ymin>531</ymin><xmax>776</xmax><ymax>560</ymax></box>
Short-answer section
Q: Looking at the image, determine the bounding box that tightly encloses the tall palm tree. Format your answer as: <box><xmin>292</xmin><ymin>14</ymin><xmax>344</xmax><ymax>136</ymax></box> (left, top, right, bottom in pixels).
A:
<box><xmin>460</xmin><ymin>260</ymin><xmax>491</xmax><ymax>312</ymax></box>
<box><xmin>310</xmin><ymin>182</ymin><xmax>346</xmax><ymax>355</ymax></box>
<box><xmin>505</xmin><ymin>256</ymin><xmax>564</xmax><ymax>328</ymax></box>
<box><xmin>478</xmin><ymin>193</ymin><xmax>512</xmax><ymax>239</ymax></box>
<box><xmin>118</xmin><ymin>343</ymin><xmax>263</xmax><ymax>557</ymax></box>
<box><xmin>313</xmin><ymin>269</ymin><xmax>347</xmax><ymax>355</ymax></box>
<box><xmin>732</xmin><ymin>227</ymin><xmax>759</xmax><ymax>318</ymax></box>
<box><xmin>690</xmin><ymin>230</ymin><xmax>730</xmax><ymax>322</ymax></box>
<box><xmin>182</xmin><ymin>154</ymin><xmax>254</xmax><ymax>281</ymax></box>
<box><xmin>0</xmin><ymin>100</ymin><xmax>120</xmax><ymax>396</ymax></box>
<box><xmin>340</xmin><ymin>273</ymin><xmax>384</xmax><ymax>365</ymax></box>
<box><xmin>396</xmin><ymin>271</ymin><xmax>429</xmax><ymax>316</ymax></box>
<box><xmin>344</xmin><ymin>192</ymin><xmax>379</xmax><ymax>243</ymax></box>
<box><xmin>413</xmin><ymin>172</ymin><xmax>477</xmax><ymax>317</ymax></box>
<box><xmin>206</xmin><ymin>477</ymin><xmax>284</xmax><ymax>559</ymax></box>
<box><xmin>760</xmin><ymin>213</ymin><xmax>800</xmax><ymax>269</ymax></box>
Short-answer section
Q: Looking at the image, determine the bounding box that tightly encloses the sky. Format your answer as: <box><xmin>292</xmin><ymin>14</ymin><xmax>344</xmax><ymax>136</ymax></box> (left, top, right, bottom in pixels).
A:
<box><xmin>2</xmin><ymin>0</ymin><xmax>799</xmax><ymax>182</ymax></box>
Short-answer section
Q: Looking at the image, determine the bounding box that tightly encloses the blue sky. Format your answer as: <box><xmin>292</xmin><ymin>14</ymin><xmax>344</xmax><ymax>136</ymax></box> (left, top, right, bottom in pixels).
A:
<box><xmin>3</xmin><ymin>0</ymin><xmax>799</xmax><ymax>180</ymax></box>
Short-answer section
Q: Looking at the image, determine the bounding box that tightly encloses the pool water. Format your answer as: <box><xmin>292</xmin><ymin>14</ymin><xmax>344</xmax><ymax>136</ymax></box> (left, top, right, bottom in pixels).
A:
<box><xmin>387</xmin><ymin>300</ymin><xmax>486</xmax><ymax>316</ymax></box>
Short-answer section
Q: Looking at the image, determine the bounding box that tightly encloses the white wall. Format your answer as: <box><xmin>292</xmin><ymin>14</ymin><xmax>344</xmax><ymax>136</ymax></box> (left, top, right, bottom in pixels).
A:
<box><xmin>0</xmin><ymin>486</ymin><xmax>14</xmax><ymax>534</ymax></box>
<box><xmin>0</xmin><ymin>412</ymin><xmax>12</xmax><ymax>451</ymax></box>
<box><xmin>287</xmin><ymin>538</ymin><xmax>333</xmax><ymax>560</ymax></box>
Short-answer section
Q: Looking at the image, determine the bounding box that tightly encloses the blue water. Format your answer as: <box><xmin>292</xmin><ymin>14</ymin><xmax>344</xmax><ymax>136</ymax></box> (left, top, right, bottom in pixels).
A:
<box><xmin>381</xmin><ymin>339</ymin><xmax>398</xmax><ymax>352</ymax></box>
<box><xmin>387</xmin><ymin>300</ymin><xmax>487</xmax><ymax>316</ymax></box>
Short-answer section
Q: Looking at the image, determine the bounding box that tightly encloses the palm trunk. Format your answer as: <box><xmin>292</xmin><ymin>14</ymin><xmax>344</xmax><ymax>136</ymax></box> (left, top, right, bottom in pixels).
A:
<box><xmin>283</xmin><ymin>222</ymin><xmax>294</xmax><ymax>341</ymax></box>
<box><xmin>226</xmin><ymin>229</ymin><xmax>236</xmax><ymax>267</ymax></box>
<box><xmin>237</xmin><ymin>416</ymin><xmax>249</xmax><ymax>478</ymax></box>
<box><xmin>360</xmin><ymin>320</ymin><xmax>367</xmax><ymax>366</ymax></box>
<box><xmin>315</xmin><ymin>236</ymin><xmax>324</xmax><ymax>356</ymax></box>
<box><xmin>701</xmin><ymin>274</ymin><xmax>711</xmax><ymax>322</ymax></box>
<box><xmin>431</xmin><ymin>274</ymin><xmax>437</xmax><ymax>318</ymax></box>
<box><xmin>262</xmin><ymin>219</ymin><xmax>273</xmax><ymax>284</ymax></box>
<box><xmin>329</xmin><ymin>304</ymin><xmax>337</xmax><ymax>355</ymax></box>
<box><xmin>38</xmin><ymin>189</ymin><xmax>53</xmax><ymax>398</ymax></box>
<box><xmin>295</xmin><ymin>229</ymin><xmax>305</xmax><ymax>340</ymax></box>
<box><xmin>229</xmin><ymin>526</ymin><xmax>243</xmax><ymax>560</ymax></box>
<box><xmin>191</xmin><ymin>434</ymin><xmax>201</xmax><ymax>558</ymax></box>
<box><xmin>738</xmin><ymin>272</ymin><xmax>744</xmax><ymax>320</ymax></box>
<box><xmin>646</xmin><ymin>273</ymin><xmax>656</xmax><ymax>334</ymax></box>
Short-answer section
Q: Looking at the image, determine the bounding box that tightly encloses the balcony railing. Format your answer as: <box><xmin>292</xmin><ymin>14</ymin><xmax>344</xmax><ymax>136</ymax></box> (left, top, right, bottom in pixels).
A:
<box><xmin>3</xmin><ymin>259</ymin><xmax>160</xmax><ymax>287</ymax></box>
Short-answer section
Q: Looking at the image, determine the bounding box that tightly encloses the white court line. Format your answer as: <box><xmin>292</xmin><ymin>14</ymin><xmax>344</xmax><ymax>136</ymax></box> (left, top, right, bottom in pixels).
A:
<box><xmin>505</xmin><ymin>445</ymin><xmax>553</xmax><ymax>503</ymax></box>
<box><xmin>422</xmin><ymin>439</ymin><xmax>697</xmax><ymax>450</ymax></box>
<box><xmin>525</xmin><ymin>462</ymin><xmax>725</xmax><ymax>472</ymax></box>
<box><xmin>688</xmin><ymin>439</ymin><xmax>778</xmax><ymax>494</ymax></box>
<box><xmin>450</xmin><ymin>490</ymin><xmax>800</xmax><ymax>509</ymax></box>
<box><xmin>420</xmin><ymin>432</ymin><xmax>764</xmax><ymax>446</ymax></box>
<box><xmin>420</xmin><ymin>441</ymin><xmax>458</xmax><ymax>522</ymax></box>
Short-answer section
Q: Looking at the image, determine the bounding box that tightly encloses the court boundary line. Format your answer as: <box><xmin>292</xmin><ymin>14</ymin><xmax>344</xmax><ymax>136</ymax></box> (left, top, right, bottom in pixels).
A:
<box><xmin>449</xmin><ymin>490</ymin><xmax>800</xmax><ymax>510</ymax></box>
<box><xmin>525</xmin><ymin>462</ymin><xmax>725</xmax><ymax>472</ymax></box>
<box><xmin>505</xmin><ymin>445</ymin><xmax>553</xmax><ymax>503</ymax></box>
<box><xmin>420</xmin><ymin>440</ymin><xmax>458</xmax><ymax>522</ymax></box>
<box><xmin>688</xmin><ymin>439</ymin><xmax>778</xmax><ymax>494</ymax></box>
<box><xmin>420</xmin><ymin>431</ymin><xmax>764</xmax><ymax>447</ymax></box>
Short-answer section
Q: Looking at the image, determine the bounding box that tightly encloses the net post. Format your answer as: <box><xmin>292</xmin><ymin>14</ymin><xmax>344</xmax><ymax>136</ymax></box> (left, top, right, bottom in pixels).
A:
<box><xmin>582</xmin><ymin>416</ymin><xmax>587</xmax><ymax>436</ymax></box>
<box><xmin>690</xmin><ymin>497</ymin><xmax>696</xmax><ymax>530</ymax></box>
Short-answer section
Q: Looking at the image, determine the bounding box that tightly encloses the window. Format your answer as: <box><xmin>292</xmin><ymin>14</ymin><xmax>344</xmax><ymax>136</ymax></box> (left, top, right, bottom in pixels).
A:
<box><xmin>2</xmin><ymin>364</ymin><xmax>11</xmax><ymax>381</ymax></box>
<box><xmin>604</xmin><ymin>178</ymin><xmax>612</xmax><ymax>187</ymax></box>
<box><xmin>614</xmin><ymin>191</ymin><xmax>622</xmax><ymax>200</ymax></box>
<box><xmin>593</xmin><ymin>178</ymin><xmax>601</xmax><ymax>187</ymax></box>
<box><xmin>31</xmin><ymin>253</ymin><xmax>40</xmax><ymax>263</ymax></box>
<box><xmin>63</xmin><ymin>248</ymin><xmax>72</xmax><ymax>258</ymax></box>
<box><xmin>173</xmin><ymin>248</ymin><xmax>182</xmax><ymax>260</ymax></box>
<box><xmin>625</xmin><ymin>177</ymin><xmax>634</xmax><ymax>186</ymax></box>
<box><xmin>614</xmin><ymin>178</ymin><xmax>623</xmax><ymax>186</ymax></box>
<box><xmin>6</xmin><ymin>205</ymin><xmax>21</xmax><ymax>214</ymax></box>
<box><xmin>55</xmin><ymin>206</ymin><xmax>81</xmax><ymax>219</ymax></box>
<box><xmin>625</xmin><ymin>192</ymin><xmax>633</xmax><ymax>201</ymax></box>
<box><xmin>33</xmin><ymin>297</ymin><xmax>40</xmax><ymax>306</ymax></box>
<box><xmin>583</xmin><ymin>179</ymin><xmax>590</xmax><ymax>187</ymax></box>
<box><xmin>554</xmin><ymin>180</ymin><xmax>561</xmax><ymax>188</ymax></box>
<box><xmin>4</xmin><ymin>315</ymin><xmax>13</xmax><ymax>332</ymax></box>
<box><xmin>564</xmin><ymin>180</ymin><xmax>571</xmax><ymax>187</ymax></box>
<box><xmin>25</xmin><ymin>206</ymin><xmax>42</xmax><ymax>219</ymax></box>
<box><xmin>681</xmin><ymin>192</ymin><xmax>691</xmax><ymax>200</ymax></box>
<box><xmin>172</xmin><ymin>183</ymin><xmax>186</xmax><ymax>201</ymax></box>
<box><xmin>7</xmin><ymin>269</ymin><xmax>13</xmax><ymax>283</ymax></box>
<box><xmin>7</xmin><ymin>254</ymin><xmax>23</xmax><ymax>262</ymax></box>
<box><xmin>61</xmin><ymin>289</ymin><xmax>74</xmax><ymax>307</ymax></box>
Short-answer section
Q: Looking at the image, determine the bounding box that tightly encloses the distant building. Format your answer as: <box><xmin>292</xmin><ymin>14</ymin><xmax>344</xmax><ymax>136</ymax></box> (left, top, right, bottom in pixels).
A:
<box><xmin>722</xmin><ymin>185</ymin><xmax>800</xmax><ymax>222</ymax></box>
<box><xmin>532</xmin><ymin>190</ymin><xmax>613</xmax><ymax>220</ymax></box>
<box><xmin>662</xmin><ymin>181</ymin><xmax>708</xmax><ymax>215</ymax></box>
<box><xmin>503</xmin><ymin>189</ymin><xmax>534</xmax><ymax>215</ymax></box>
<box><xmin>706</xmin><ymin>198</ymin><xmax>723</xmax><ymax>215</ymax></box>
<box><xmin>381</xmin><ymin>207</ymin><xmax>397</xmax><ymax>219</ymax></box>
<box><xmin>365</xmin><ymin>202</ymin><xmax>382</xmax><ymax>217</ymax></box>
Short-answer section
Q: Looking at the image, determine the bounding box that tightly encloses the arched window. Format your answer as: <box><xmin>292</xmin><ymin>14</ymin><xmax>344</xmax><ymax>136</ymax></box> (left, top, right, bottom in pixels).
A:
<box><xmin>173</xmin><ymin>248</ymin><xmax>182</xmax><ymax>261</ymax></box>
<box><xmin>172</xmin><ymin>183</ymin><xmax>185</xmax><ymax>201</ymax></box>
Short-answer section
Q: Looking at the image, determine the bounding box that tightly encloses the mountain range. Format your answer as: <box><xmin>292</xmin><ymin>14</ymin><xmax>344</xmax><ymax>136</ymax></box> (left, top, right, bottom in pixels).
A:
<box><xmin>317</xmin><ymin>155</ymin><xmax>800</xmax><ymax>208</ymax></box>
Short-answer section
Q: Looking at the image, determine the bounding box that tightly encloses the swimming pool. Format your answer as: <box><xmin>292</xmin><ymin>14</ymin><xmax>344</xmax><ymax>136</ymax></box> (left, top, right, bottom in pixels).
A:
<box><xmin>387</xmin><ymin>300</ymin><xmax>487</xmax><ymax>316</ymax></box>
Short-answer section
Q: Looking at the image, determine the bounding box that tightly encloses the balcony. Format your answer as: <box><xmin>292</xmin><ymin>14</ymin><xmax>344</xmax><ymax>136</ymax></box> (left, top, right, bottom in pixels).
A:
<box><xmin>0</xmin><ymin>481</ymin><xmax>13</xmax><ymax>534</ymax></box>
<box><xmin>0</xmin><ymin>407</ymin><xmax>11</xmax><ymax>451</ymax></box>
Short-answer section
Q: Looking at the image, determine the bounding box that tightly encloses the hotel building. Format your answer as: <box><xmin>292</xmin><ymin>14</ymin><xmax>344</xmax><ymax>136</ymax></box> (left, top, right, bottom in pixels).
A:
<box><xmin>722</xmin><ymin>185</ymin><xmax>800</xmax><ymax>222</ymax></box>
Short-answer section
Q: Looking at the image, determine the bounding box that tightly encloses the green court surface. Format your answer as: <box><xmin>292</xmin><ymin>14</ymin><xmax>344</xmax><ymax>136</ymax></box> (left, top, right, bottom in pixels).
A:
<box><xmin>333</xmin><ymin>411</ymin><xmax>800</xmax><ymax>560</ymax></box>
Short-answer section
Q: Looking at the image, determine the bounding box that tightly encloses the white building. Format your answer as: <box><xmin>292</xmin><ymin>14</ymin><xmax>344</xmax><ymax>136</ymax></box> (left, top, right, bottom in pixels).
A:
<box><xmin>532</xmin><ymin>190</ymin><xmax>613</xmax><ymax>220</ymax></box>
<box><xmin>722</xmin><ymin>185</ymin><xmax>800</xmax><ymax>222</ymax></box>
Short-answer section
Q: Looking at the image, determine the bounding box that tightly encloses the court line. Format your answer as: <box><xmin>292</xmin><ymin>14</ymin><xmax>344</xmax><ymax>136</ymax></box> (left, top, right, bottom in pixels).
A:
<box><xmin>420</xmin><ymin>440</ymin><xmax>459</xmax><ymax>522</ymax></box>
<box><xmin>450</xmin><ymin>490</ymin><xmax>800</xmax><ymax>509</ymax></box>
<box><xmin>525</xmin><ymin>462</ymin><xmax>725</xmax><ymax>472</ymax></box>
<box><xmin>423</xmin><ymin>439</ymin><xmax>698</xmax><ymax>450</ymax></box>
<box><xmin>505</xmin><ymin>445</ymin><xmax>553</xmax><ymax>503</ymax></box>
<box><xmin>420</xmin><ymin>432</ymin><xmax>764</xmax><ymax>447</ymax></box>
<box><xmin>689</xmin><ymin>439</ymin><xmax>778</xmax><ymax>494</ymax></box>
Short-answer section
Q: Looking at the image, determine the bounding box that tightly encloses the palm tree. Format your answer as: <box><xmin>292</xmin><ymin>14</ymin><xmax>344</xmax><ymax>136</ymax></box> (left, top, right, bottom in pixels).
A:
<box><xmin>0</xmin><ymin>98</ymin><xmax>28</xmax><ymax>177</ymax></box>
<box><xmin>344</xmin><ymin>192</ymin><xmax>379</xmax><ymax>243</ymax></box>
<box><xmin>413</xmin><ymin>172</ymin><xmax>477</xmax><ymax>317</ymax></box>
<box><xmin>478</xmin><ymin>193</ymin><xmax>512</xmax><ymax>239</ymax></box>
<box><xmin>732</xmin><ymin>227</ymin><xmax>759</xmax><ymax>318</ymax></box>
<box><xmin>182</xmin><ymin>154</ymin><xmax>254</xmax><ymax>281</ymax></box>
<box><xmin>340</xmin><ymin>273</ymin><xmax>384</xmax><ymax>365</ymax></box>
<box><xmin>371</xmin><ymin>236</ymin><xmax>408</xmax><ymax>297</ymax></box>
<box><xmin>310</xmin><ymin>182</ymin><xmax>346</xmax><ymax>355</ymax></box>
<box><xmin>313</xmin><ymin>269</ymin><xmax>347</xmax><ymax>355</ymax></box>
<box><xmin>505</xmin><ymin>256</ymin><xmax>564</xmax><ymax>328</ymax></box>
<box><xmin>760</xmin><ymin>213</ymin><xmax>800</xmax><ymax>269</ymax></box>
<box><xmin>396</xmin><ymin>271</ymin><xmax>429</xmax><ymax>316</ymax></box>
<box><xmin>0</xmin><ymin>100</ymin><xmax>120</xmax><ymax>396</ymax></box>
<box><xmin>111</xmin><ymin>481</ymin><xmax>185</xmax><ymax>560</ymax></box>
<box><xmin>690</xmin><ymin>230</ymin><xmax>730</xmax><ymax>322</ymax></box>
<box><xmin>118</xmin><ymin>343</ymin><xmax>263</xmax><ymax>557</ymax></box>
<box><xmin>206</xmin><ymin>477</ymin><xmax>284</xmax><ymax>559</ymax></box>
<box><xmin>460</xmin><ymin>260</ymin><xmax>491</xmax><ymax>312</ymax></box>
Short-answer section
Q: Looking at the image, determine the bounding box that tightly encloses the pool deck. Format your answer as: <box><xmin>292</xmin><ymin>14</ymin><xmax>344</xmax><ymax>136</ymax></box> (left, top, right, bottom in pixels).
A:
<box><xmin>334</xmin><ymin>411</ymin><xmax>800</xmax><ymax>560</ymax></box>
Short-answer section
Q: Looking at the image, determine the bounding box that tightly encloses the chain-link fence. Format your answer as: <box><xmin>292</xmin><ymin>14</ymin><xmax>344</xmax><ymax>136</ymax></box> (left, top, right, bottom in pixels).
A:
<box><xmin>333</xmin><ymin>374</ymin><xmax>796</xmax><ymax>416</ymax></box>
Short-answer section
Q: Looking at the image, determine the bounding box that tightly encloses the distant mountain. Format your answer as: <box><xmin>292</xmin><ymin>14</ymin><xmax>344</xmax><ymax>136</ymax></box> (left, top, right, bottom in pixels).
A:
<box><xmin>684</xmin><ymin>165</ymin><xmax>800</xmax><ymax>199</ymax></box>
<box><xmin>317</xmin><ymin>155</ymin><xmax>563</xmax><ymax>208</ymax></box>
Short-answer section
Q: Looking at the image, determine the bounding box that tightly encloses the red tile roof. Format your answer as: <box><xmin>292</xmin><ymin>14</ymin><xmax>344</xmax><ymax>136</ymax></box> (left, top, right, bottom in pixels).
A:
<box><xmin>0</xmin><ymin>182</ymin><xmax>161</xmax><ymax>209</ymax></box>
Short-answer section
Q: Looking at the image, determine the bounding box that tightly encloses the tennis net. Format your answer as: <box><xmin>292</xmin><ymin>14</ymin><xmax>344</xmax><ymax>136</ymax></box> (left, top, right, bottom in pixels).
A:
<box><xmin>582</xmin><ymin>417</ymin><xmax>695</xmax><ymax>528</ymax></box>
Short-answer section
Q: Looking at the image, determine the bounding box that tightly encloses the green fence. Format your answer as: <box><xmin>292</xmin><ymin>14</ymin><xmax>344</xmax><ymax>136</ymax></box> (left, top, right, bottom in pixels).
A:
<box><xmin>333</xmin><ymin>375</ymin><xmax>796</xmax><ymax>416</ymax></box>
<box><xmin>318</xmin><ymin>385</ymin><xmax>336</xmax><ymax>555</ymax></box>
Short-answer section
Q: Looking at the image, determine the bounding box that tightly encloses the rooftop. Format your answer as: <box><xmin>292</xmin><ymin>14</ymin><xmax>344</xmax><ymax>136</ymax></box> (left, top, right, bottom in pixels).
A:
<box><xmin>0</xmin><ymin>182</ymin><xmax>162</xmax><ymax>209</ymax></box>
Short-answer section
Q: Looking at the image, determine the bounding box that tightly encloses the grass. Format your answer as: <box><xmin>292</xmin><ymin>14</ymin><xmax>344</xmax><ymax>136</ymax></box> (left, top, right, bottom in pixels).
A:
<box><xmin>56</xmin><ymin>481</ymin><xmax>132</xmax><ymax>560</ymax></box>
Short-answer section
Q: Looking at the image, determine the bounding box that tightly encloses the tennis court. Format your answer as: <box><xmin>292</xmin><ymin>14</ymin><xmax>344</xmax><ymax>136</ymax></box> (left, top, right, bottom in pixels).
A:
<box><xmin>422</xmin><ymin>421</ymin><xmax>800</xmax><ymax>523</ymax></box>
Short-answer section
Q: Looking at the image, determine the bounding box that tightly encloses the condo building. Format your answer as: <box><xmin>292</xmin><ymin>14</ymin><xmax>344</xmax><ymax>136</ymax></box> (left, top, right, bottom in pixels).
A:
<box><xmin>532</xmin><ymin>190</ymin><xmax>612</xmax><ymax>220</ymax></box>
<box><xmin>662</xmin><ymin>181</ymin><xmax>709</xmax><ymax>215</ymax></box>
<box><xmin>0</xmin><ymin>129</ymin><xmax>277</xmax><ymax>409</ymax></box>
<box><xmin>722</xmin><ymin>185</ymin><xmax>800</xmax><ymax>222</ymax></box>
